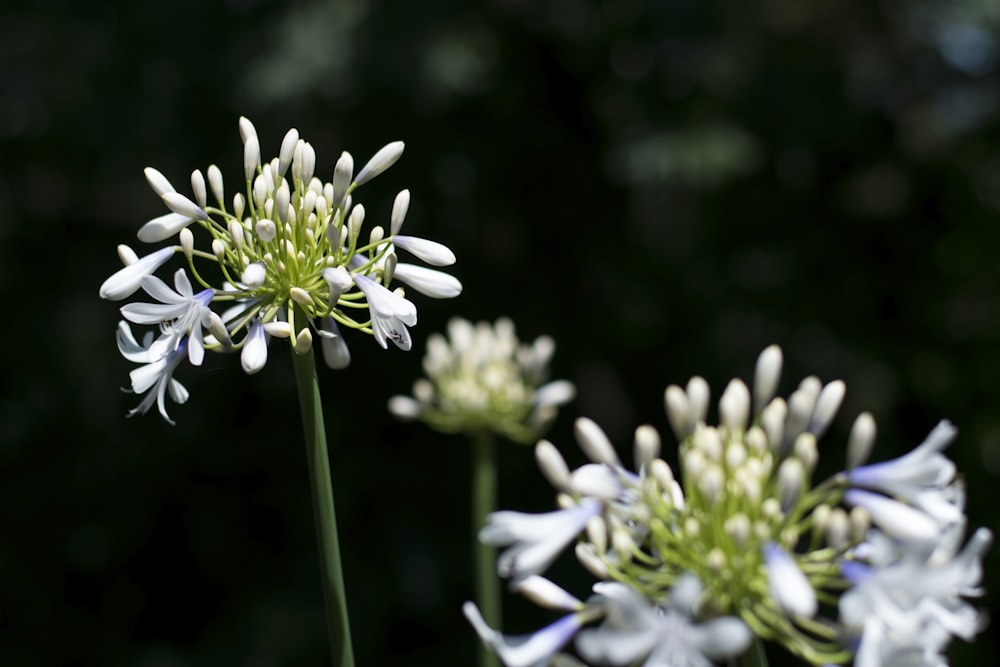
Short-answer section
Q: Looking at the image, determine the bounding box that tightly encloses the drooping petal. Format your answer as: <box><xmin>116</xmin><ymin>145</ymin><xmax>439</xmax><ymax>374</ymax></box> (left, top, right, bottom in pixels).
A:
<box><xmin>464</xmin><ymin>602</ymin><xmax>585</xmax><ymax>667</ymax></box>
<box><xmin>241</xmin><ymin>320</ymin><xmax>268</xmax><ymax>374</ymax></box>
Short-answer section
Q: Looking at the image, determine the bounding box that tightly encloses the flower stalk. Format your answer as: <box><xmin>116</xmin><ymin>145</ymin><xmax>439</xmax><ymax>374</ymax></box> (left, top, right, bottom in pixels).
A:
<box><xmin>291</xmin><ymin>335</ymin><xmax>355</xmax><ymax>667</ymax></box>
<box><xmin>473</xmin><ymin>430</ymin><xmax>501</xmax><ymax>667</ymax></box>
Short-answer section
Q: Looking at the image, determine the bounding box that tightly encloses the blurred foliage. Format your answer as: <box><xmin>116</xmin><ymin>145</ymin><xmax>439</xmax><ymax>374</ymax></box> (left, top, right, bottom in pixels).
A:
<box><xmin>2</xmin><ymin>0</ymin><xmax>1000</xmax><ymax>665</ymax></box>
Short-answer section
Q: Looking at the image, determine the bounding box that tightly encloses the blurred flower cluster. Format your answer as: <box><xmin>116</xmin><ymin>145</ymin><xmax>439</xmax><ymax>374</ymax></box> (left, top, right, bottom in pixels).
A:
<box><xmin>465</xmin><ymin>346</ymin><xmax>991</xmax><ymax>667</ymax></box>
<box><xmin>99</xmin><ymin>117</ymin><xmax>461</xmax><ymax>423</ymax></box>
<box><xmin>388</xmin><ymin>317</ymin><xmax>575</xmax><ymax>442</ymax></box>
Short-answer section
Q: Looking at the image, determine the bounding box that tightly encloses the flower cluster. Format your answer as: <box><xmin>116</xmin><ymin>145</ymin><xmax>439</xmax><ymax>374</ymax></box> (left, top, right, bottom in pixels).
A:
<box><xmin>465</xmin><ymin>345</ymin><xmax>991</xmax><ymax>667</ymax></box>
<box><xmin>387</xmin><ymin>317</ymin><xmax>575</xmax><ymax>442</ymax></box>
<box><xmin>100</xmin><ymin>117</ymin><xmax>461</xmax><ymax>423</ymax></box>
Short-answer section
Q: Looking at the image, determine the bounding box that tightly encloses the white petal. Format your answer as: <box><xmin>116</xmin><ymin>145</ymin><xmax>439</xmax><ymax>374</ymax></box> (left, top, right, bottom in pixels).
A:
<box><xmin>320</xmin><ymin>318</ymin><xmax>351</xmax><ymax>369</ymax></box>
<box><xmin>463</xmin><ymin>602</ymin><xmax>583</xmax><ymax>667</ymax></box>
<box><xmin>391</xmin><ymin>263</ymin><xmax>462</xmax><ymax>298</ymax></box>
<box><xmin>845</xmin><ymin>490</ymin><xmax>940</xmax><ymax>541</ymax></box>
<box><xmin>569</xmin><ymin>464</ymin><xmax>622</xmax><ymax>500</ymax></box>
<box><xmin>99</xmin><ymin>247</ymin><xmax>175</xmax><ymax>300</ymax></box>
<box><xmin>241</xmin><ymin>320</ymin><xmax>268</xmax><ymax>374</ymax></box>
<box><xmin>392</xmin><ymin>235</ymin><xmax>456</xmax><ymax>266</ymax></box>
<box><xmin>390</xmin><ymin>189</ymin><xmax>410</xmax><ymax>236</ymax></box>
<box><xmin>137</xmin><ymin>212</ymin><xmax>193</xmax><ymax>243</ymax></box>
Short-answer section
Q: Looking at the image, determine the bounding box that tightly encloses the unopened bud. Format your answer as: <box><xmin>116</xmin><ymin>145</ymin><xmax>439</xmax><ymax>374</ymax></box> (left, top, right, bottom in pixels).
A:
<box><xmin>294</xmin><ymin>327</ymin><xmax>313</xmax><ymax>353</ymax></box>
<box><xmin>633</xmin><ymin>425</ymin><xmax>661</xmax><ymax>471</ymax></box>
<box><xmin>534</xmin><ymin>440</ymin><xmax>571</xmax><ymax>490</ymax></box>
<box><xmin>846</xmin><ymin>412</ymin><xmax>877</xmax><ymax>470</ymax></box>
<box><xmin>178</xmin><ymin>228</ymin><xmax>194</xmax><ymax>258</ymax></box>
<box><xmin>754</xmin><ymin>345</ymin><xmax>783</xmax><ymax>411</ymax></box>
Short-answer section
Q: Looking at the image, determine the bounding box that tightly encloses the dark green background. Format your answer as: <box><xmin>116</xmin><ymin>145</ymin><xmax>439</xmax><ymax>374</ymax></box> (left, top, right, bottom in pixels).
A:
<box><xmin>2</xmin><ymin>0</ymin><xmax>999</xmax><ymax>665</ymax></box>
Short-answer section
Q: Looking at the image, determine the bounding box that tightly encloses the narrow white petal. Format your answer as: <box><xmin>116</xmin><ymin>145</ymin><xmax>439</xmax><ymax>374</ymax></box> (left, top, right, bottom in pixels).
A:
<box><xmin>844</xmin><ymin>490</ymin><xmax>940</xmax><ymax>541</ymax></box>
<box><xmin>388</xmin><ymin>396</ymin><xmax>422</xmax><ymax>419</ymax></box>
<box><xmin>391</xmin><ymin>263</ymin><xmax>462</xmax><ymax>298</ymax></box>
<box><xmin>100</xmin><ymin>247</ymin><xmax>175</xmax><ymax>300</ymax></box>
<box><xmin>392</xmin><ymin>235</ymin><xmax>457</xmax><ymax>266</ymax></box>
<box><xmin>320</xmin><ymin>318</ymin><xmax>351</xmax><ymax>369</ymax></box>
<box><xmin>515</xmin><ymin>576</ymin><xmax>584</xmax><ymax>611</ymax></box>
<box><xmin>390</xmin><ymin>189</ymin><xmax>410</xmax><ymax>236</ymax></box>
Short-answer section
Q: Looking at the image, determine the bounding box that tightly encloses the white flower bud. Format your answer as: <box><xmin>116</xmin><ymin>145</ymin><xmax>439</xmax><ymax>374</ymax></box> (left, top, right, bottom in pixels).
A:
<box><xmin>846</xmin><ymin>411</ymin><xmax>877</xmax><ymax>470</ymax></box>
<box><xmin>289</xmin><ymin>286</ymin><xmax>312</xmax><ymax>306</ymax></box>
<box><xmin>211</xmin><ymin>238</ymin><xmax>226</xmax><ymax>258</ymax></box>
<box><xmin>754</xmin><ymin>344</ymin><xmax>783</xmax><ymax>411</ymax></box>
<box><xmin>574</xmin><ymin>543</ymin><xmax>608</xmax><ymax>578</ymax></box>
<box><xmin>390</xmin><ymin>189</ymin><xmax>410</xmax><ymax>236</ymax></box>
<box><xmin>161</xmin><ymin>192</ymin><xmax>208</xmax><ymax>221</ymax></box>
<box><xmin>277</xmin><ymin>128</ymin><xmax>299</xmax><ymax>177</ymax></box>
<box><xmin>117</xmin><ymin>244</ymin><xmax>139</xmax><ymax>266</ymax></box>
<box><xmin>233</xmin><ymin>192</ymin><xmax>245</xmax><ymax>221</ymax></box>
<box><xmin>332</xmin><ymin>151</ymin><xmax>354</xmax><ymax>208</ymax></box>
<box><xmin>355</xmin><ymin>140</ymin><xmax>404</xmax><ymax>185</ymax></box>
<box><xmin>144</xmin><ymin>167</ymin><xmax>175</xmax><ymax>196</ymax></box>
<box><xmin>207</xmin><ymin>164</ymin><xmax>224</xmax><ymax>204</ymax></box>
<box><xmin>776</xmin><ymin>457</ymin><xmax>805</xmax><ymax>510</ymax></box>
<box><xmin>826</xmin><ymin>508</ymin><xmax>850</xmax><ymax>549</ymax></box>
<box><xmin>263</xmin><ymin>321</ymin><xmax>292</xmax><ymax>338</ymax></box>
<box><xmin>586</xmin><ymin>515</ymin><xmax>608</xmax><ymax>554</ymax></box>
<box><xmin>294</xmin><ymin>327</ymin><xmax>313</xmax><ymax>353</ymax></box>
<box><xmin>760</xmin><ymin>398</ymin><xmax>786</xmax><ymax>450</ymax></box>
<box><xmin>369</xmin><ymin>225</ymin><xmax>384</xmax><ymax>246</ymax></box>
<box><xmin>244</xmin><ymin>135</ymin><xmax>260</xmax><ymax>181</ymax></box>
<box><xmin>275</xmin><ymin>182</ymin><xmax>290</xmax><ymax>222</ymax></box>
<box><xmin>191</xmin><ymin>169</ymin><xmax>207</xmax><ymax>208</ymax></box>
<box><xmin>238</xmin><ymin>116</ymin><xmax>258</xmax><ymax>144</ymax></box>
<box><xmin>179</xmin><ymin>228</ymin><xmax>194</xmax><ymax>258</ymax></box>
<box><xmin>809</xmin><ymin>380</ymin><xmax>845</xmax><ymax>438</ymax></box>
<box><xmin>633</xmin><ymin>425</ymin><xmax>661</xmax><ymax>471</ymax></box>
<box><xmin>719</xmin><ymin>379</ymin><xmax>751</xmax><ymax>431</ymax></box>
<box><xmin>686</xmin><ymin>376</ymin><xmax>710</xmax><ymax>425</ymax></box>
<box><xmin>724</xmin><ymin>513</ymin><xmax>751</xmax><ymax>546</ymax></box>
<box><xmin>664</xmin><ymin>385</ymin><xmax>692</xmax><ymax>439</ymax></box>
<box><xmin>534</xmin><ymin>440</ymin><xmax>571</xmax><ymax>490</ymax></box>
<box><xmin>256</xmin><ymin>218</ymin><xmax>277</xmax><ymax>243</ymax></box>
<box><xmin>573</xmin><ymin>417</ymin><xmax>621</xmax><ymax>466</ymax></box>
<box><xmin>242</xmin><ymin>261</ymin><xmax>266</xmax><ymax>288</ymax></box>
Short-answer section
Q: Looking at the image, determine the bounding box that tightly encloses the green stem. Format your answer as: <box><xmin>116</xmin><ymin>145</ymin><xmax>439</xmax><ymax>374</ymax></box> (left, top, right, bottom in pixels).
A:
<box><xmin>472</xmin><ymin>430</ymin><xmax>501</xmax><ymax>667</ymax></box>
<box><xmin>739</xmin><ymin>638</ymin><xmax>769</xmax><ymax>667</ymax></box>
<box><xmin>292</xmin><ymin>343</ymin><xmax>356</xmax><ymax>667</ymax></box>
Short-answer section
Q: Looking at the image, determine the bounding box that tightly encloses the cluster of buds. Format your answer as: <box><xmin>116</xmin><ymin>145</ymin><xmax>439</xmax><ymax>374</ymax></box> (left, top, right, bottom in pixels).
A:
<box><xmin>465</xmin><ymin>346</ymin><xmax>991</xmax><ymax>667</ymax></box>
<box><xmin>388</xmin><ymin>317</ymin><xmax>575</xmax><ymax>442</ymax></box>
<box><xmin>100</xmin><ymin>117</ymin><xmax>461</xmax><ymax>423</ymax></box>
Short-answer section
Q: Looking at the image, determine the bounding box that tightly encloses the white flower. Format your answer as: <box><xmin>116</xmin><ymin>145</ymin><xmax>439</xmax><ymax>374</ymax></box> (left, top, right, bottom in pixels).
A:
<box><xmin>844</xmin><ymin>489</ymin><xmax>942</xmax><ymax>542</ymax></box>
<box><xmin>839</xmin><ymin>527</ymin><xmax>992</xmax><ymax>667</ymax></box>
<box><xmin>119</xmin><ymin>269</ymin><xmax>215</xmax><ymax>366</ymax></box>
<box><xmin>847</xmin><ymin>421</ymin><xmax>963</xmax><ymax>528</ymax></box>
<box><xmin>480</xmin><ymin>498</ymin><xmax>602</xmax><ymax>582</ymax></box>
<box><xmin>117</xmin><ymin>325</ymin><xmax>190</xmax><ymax>425</ymax></box>
<box><xmin>575</xmin><ymin>575</ymin><xmax>752</xmax><ymax>667</ymax></box>
<box><xmin>463</xmin><ymin>601</ymin><xmax>591</xmax><ymax>667</ymax></box>
<box><xmin>318</xmin><ymin>317</ymin><xmax>351</xmax><ymax>370</ymax></box>
<box><xmin>355</xmin><ymin>140</ymin><xmax>404</xmax><ymax>185</ymax></box>
<box><xmin>99</xmin><ymin>247</ymin><xmax>175</xmax><ymax>300</ymax></box>
<box><xmin>353</xmin><ymin>274</ymin><xmax>416</xmax><ymax>350</ymax></box>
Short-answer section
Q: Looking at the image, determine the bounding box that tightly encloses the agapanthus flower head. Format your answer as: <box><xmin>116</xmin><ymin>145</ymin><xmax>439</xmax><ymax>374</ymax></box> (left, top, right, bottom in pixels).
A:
<box><xmin>101</xmin><ymin>117</ymin><xmax>461</xmax><ymax>422</ymax></box>
<box><xmin>468</xmin><ymin>345</ymin><xmax>991</xmax><ymax>666</ymax></box>
<box><xmin>387</xmin><ymin>317</ymin><xmax>575</xmax><ymax>442</ymax></box>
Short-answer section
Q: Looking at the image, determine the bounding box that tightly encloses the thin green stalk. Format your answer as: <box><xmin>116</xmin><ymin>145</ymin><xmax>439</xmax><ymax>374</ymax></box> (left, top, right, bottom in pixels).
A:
<box><xmin>472</xmin><ymin>430</ymin><xmax>500</xmax><ymax>667</ymax></box>
<box><xmin>292</xmin><ymin>343</ymin><xmax>356</xmax><ymax>667</ymax></box>
<box><xmin>739</xmin><ymin>638</ymin><xmax>769</xmax><ymax>667</ymax></box>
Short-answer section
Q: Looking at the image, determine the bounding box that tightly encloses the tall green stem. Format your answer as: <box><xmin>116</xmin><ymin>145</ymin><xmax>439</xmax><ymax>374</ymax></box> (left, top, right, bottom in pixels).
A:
<box><xmin>472</xmin><ymin>431</ymin><xmax>500</xmax><ymax>667</ymax></box>
<box><xmin>292</xmin><ymin>344</ymin><xmax>356</xmax><ymax>667</ymax></box>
